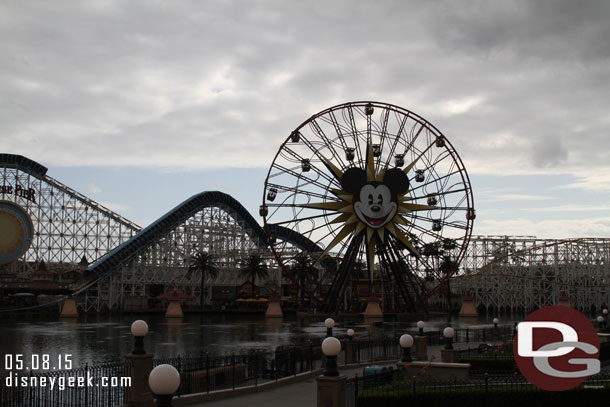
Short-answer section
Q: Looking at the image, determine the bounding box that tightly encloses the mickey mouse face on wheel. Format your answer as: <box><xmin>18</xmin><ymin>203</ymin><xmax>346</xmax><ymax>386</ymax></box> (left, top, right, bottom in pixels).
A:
<box><xmin>340</xmin><ymin>167</ymin><xmax>410</xmax><ymax>230</ymax></box>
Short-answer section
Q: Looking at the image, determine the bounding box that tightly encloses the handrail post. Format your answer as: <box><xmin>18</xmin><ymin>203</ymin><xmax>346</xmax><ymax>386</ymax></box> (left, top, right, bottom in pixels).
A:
<box><xmin>206</xmin><ymin>354</ymin><xmax>210</xmax><ymax>394</ymax></box>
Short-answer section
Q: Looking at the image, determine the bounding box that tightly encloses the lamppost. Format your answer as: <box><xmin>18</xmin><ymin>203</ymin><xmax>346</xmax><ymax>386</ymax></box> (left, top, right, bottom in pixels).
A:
<box><xmin>149</xmin><ymin>364</ymin><xmax>180</xmax><ymax>407</ymax></box>
<box><xmin>492</xmin><ymin>317</ymin><xmax>500</xmax><ymax>341</ymax></box>
<box><xmin>399</xmin><ymin>334</ymin><xmax>413</xmax><ymax>363</ymax></box>
<box><xmin>414</xmin><ymin>320</ymin><xmax>427</xmax><ymax>360</ymax></box>
<box><xmin>325</xmin><ymin>318</ymin><xmax>335</xmax><ymax>337</ymax></box>
<box><xmin>126</xmin><ymin>320</ymin><xmax>154</xmax><ymax>406</ymax></box>
<box><xmin>443</xmin><ymin>327</ymin><xmax>455</xmax><ymax>350</ymax></box>
<box><xmin>417</xmin><ymin>320</ymin><xmax>425</xmax><ymax>335</ymax></box>
<box><xmin>322</xmin><ymin>337</ymin><xmax>341</xmax><ymax>376</ymax></box>
<box><xmin>131</xmin><ymin>320</ymin><xmax>148</xmax><ymax>355</ymax></box>
<box><xmin>347</xmin><ymin>329</ymin><xmax>355</xmax><ymax>341</ymax></box>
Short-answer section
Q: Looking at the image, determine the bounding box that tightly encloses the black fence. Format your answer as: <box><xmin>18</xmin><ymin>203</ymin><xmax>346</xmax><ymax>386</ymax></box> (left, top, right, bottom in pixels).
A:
<box><xmin>344</xmin><ymin>337</ymin><xmax>401</xmax><ymax>365</ymax></box>
<box><xmin>0</xmin><ymin>361</ymin><xmax>130</xmax><ymax>407</ymax></box>
<box><xmin>401</xmin><ymin>325</ymin><xmax>514</xmax><ymax>346</ymax></box>
<box><xmin>348</xmin><ymin>369</ymin><xmax>610</xmax><ymax>407</ymax></box>
<box><xmin>0</xmin><ymin>325</ymin><xmax>516</xmax><ymax>407</ymax></box>
<box><xmin>155</xmin><ymin>337</ymin><xmax>402</xmax><ymax>397</ymax></box>
<box><xmin>153</xmin><ymin>345</ymin><xmax>317</xmax><ymax>395</ymax></box>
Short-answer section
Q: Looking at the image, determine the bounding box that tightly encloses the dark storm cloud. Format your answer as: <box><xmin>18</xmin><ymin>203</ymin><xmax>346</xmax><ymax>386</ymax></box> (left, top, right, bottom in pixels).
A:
<box><xmin>532</xmin><ymin>134</ymin><xmax>568</xmax><ymax>168</ymax></box>
<box><xmin>1</xmin><ymin>0</ymin><xmax>609</xmax><ymax>176</ymax></box>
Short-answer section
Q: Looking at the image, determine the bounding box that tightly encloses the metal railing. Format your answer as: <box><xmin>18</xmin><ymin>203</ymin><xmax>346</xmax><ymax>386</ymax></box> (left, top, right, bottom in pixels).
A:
<box><xmin>347</xmin><ymin>369</ymin><xmax>610</xmax><ymax>407</ymax></box>
<box><xmin>155</xmin><ymin>337</ymin><xmax>402</xmax><ymax>397</ymax></box>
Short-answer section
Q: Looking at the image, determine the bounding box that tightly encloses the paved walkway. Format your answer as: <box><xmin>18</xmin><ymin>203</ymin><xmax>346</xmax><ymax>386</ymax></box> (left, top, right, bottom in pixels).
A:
<box><xmin>180</xmin><ymin>342</ymin><xmax>497</xmax><ymax>407</ymax></box>
<box><xmin>180</xmin><ymin>364</ymin><xmax>373</xmax><ymax>407</ymax></box>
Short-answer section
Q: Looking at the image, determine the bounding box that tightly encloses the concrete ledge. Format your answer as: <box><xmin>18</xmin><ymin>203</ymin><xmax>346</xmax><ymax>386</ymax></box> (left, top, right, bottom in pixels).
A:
<box><xmin>400</xmin><ymin>361</ymin><xmax>471</xmax><ymax>381</ymax></box>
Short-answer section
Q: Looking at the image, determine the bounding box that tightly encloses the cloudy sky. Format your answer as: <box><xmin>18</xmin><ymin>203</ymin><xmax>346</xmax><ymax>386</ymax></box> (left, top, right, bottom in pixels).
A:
<box><xmin>2</xmin><ymin>0</ymin><xmax>610</xmax><ymax>238</ymax></box>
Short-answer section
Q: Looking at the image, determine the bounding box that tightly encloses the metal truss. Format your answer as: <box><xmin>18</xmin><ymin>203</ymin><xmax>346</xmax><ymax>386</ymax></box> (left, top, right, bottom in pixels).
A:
<box><xmin>0</xmin><ymin>155</ymin><xmax>140</xmax><ymax>277</ymax></box>
<box><xmin>83</xmin><ymin>206</ymin><xmax>280</xmax><ymax>312</ymax></box>
<box><xmin>452</xmin><ymin>235</ymin><xmax>610</xmax><ymax>312</ymax></box>
<box><xmin>8</xmin><ymin>154</ymin><xmax>608</xmax><ymax>314</ymax></box>
<box><xmin>0</xmin><ymin>154</ymin><xmax>325</xmax><ymax>313</ymax></box>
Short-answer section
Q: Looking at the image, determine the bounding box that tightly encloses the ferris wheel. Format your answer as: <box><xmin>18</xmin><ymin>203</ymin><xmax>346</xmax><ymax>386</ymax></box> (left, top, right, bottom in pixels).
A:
<box><xmin>261</xmin><ymin>101</ymin><xmax>475</xmax><ymax>312</ymax></box>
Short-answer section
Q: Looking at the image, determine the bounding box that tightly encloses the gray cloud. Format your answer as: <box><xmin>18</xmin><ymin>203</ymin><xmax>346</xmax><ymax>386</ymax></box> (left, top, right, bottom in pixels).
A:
<box><xmin>1</xmin><ymin>0</ymin><xmax>609</xmax><ymax>177</ymax></box>
<box><xmin>532</xmin><ymin>134</ymin><xmax>568</xmax><ymax>168</ymax></box>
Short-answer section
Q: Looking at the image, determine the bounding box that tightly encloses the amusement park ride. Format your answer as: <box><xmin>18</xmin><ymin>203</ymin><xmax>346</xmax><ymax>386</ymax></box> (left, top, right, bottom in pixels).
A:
<box><xmin>261</xmin><ymin>101</ymin><xmax>475</xmax><ymax>313</ymax></box>
<box><xmin>1</xmin><ymin>102</ymin><xmax>609</xmax><ymax>314</ymax></box>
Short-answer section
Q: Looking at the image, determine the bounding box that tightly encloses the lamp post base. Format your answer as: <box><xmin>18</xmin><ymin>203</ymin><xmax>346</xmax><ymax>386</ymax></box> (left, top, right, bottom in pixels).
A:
<box><xmin>153</xmin><ymin>394</ymin><xmax>173</xmax><ymax>407</ymax></box>
<box><xmin>124</xmin><ymin>354</ymin><xmax>153</xmax><ymax>407</ymax></box>
<box><xmin>441</xmin><ymin>348</ymin><xmax>457</xmax><ymax>363</ymax></box>
<box><xmin>317</xmin><ymin>375</ymin><xmax>346</xmax><ymax>407</ymax></box>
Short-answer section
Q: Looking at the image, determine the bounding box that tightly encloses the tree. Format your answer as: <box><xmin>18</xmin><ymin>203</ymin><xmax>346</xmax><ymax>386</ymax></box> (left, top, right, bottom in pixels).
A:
<box><xmin>292</xmin><ymin>252</ymin><xmax>319</xmax><ymax>304</ymax></box>
<box><xmin>187</xmin><ymin>251</ymin><xmax>218</xmax><ymax>308</ymax></box>
<box><xmin>239</xmin><ymin>253</ymin><xmax>269</xmax><ymax>293</ymax></box>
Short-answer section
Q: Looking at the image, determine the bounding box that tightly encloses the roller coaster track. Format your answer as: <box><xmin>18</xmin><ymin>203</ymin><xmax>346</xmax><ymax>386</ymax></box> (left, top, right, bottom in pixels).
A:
<box><xmin>458</xmin><ymin>236</ymin><xmax>610</xmax><ymax>280</ymax></box>
<box><xmin>452</xmin><ymin>236</ymin><xmax>610</xmax><ymax>310</ymax></box>
<box><xmin>73</xmin><ymin>191</ymin><xmax>332</xmax><ymax>296</ymax></box>
<box><xmin>0</xmin><ymin>154</ymin><xmax>140</xmax><ymax>232</ymax></box>
<box><xmin>1</xmin><ymin>154</ymin><xmax>331</xmax><ymax>312</ymax></box>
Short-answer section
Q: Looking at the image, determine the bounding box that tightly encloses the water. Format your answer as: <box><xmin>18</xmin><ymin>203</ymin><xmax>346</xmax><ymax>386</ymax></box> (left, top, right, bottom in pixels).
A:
<box><xmin>0</xmin><ymin>313</ymin><xmax>505</xmax><ymax>369</ymax></box>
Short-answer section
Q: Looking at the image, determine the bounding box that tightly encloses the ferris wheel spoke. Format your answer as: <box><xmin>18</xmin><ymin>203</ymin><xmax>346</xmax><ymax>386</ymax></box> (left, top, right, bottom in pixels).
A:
<box><xmin>373</xmin><ymin>108</ymin><xmax>392</xmax><ymax>174</ymax></box>
<box><xmin>343</xmin><ymin>104</ymin><xmax>366</xmax><ymax>164</ymax></box>
<box><xmin>408</xmin><ymin>186</ymin><xmax>470</xmax><ymax>202</ymax></box>
<box><xmin>307</xmin><ymin>118</ymin><xmax>346</xmax><ymax>167</ymax></box>
<box><xmin>280</xmin><ymin>146</ymin><xmax>339</xmax><ymax>187</ymax></box>
<box><xmin>428</xmin><ymin>151</ymin><xmax>456</xmax><ymax>174</ymax></box>
<box><xmin>397</xmin><ymin>220</ymin><xmax>443</xmax><ymax>242</ymax></box>
<box><xmin>266</xmin><ymin>213</ymin><xmax>336</xmax><ymax>227</ymax></box>
<box><xmin>266</xmin><ymin>183</ymin><xmax>339</xmax><ymax>203</ymax></box>
<box><xmin>382</xmin><ymin>112</ymin><xmax>410</xmax><ymax>171</ymax></box>
<box><xmin>382</xmin><ymin>236</ymin><xmax>421</xmax><ymax>310</ymax></box>
<box><xmin>401</xmin><ymin>121</ymin><xmax>427</xmax><ymax>157</ymax></box>
<box><xmin>270</xmin><ymin>163</ymin><xmax>336</xmax><ymax>193</ymax></box>
<box><xmin>325</xmin><ymin>230</ymin><xmax>365</xmax><ymax>313</ymax></box>
<box><xmin>321</xmin><ymin>111</ymin><xmax>352</xmax><ymax>165</ymax></box>
<box><xmin>408</xmin><ymin>168</ymin><xmax>465</xmax><ymax>195</ymax></box>
<box><xmin>405</xmin><ymin>212</ymin><xmax>470</xmax><ymax>234</ymax></box>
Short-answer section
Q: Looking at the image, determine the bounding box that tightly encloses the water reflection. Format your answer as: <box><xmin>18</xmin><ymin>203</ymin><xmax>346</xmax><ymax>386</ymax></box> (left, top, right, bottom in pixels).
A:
<box><xmin>0</xmin><ymin>313</ymin><xmax>516</xmax><ymax>368</ymax></box>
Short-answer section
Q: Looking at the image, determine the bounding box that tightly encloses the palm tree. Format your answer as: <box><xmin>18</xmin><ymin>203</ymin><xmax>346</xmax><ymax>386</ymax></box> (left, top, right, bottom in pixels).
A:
<box><xmin>187</xmin><ymin>251</ymin><xmax>218</xmax><ymax>308</ymax></box>
<box><xmin>292</xmin><ymin>252</ymin><xmax>319</xmax><ymax>305</ymax></box>
<box><xmin>239</xmin><ymin>253</ymin><xmax>268</xmax><ymax>295</ymax></box>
